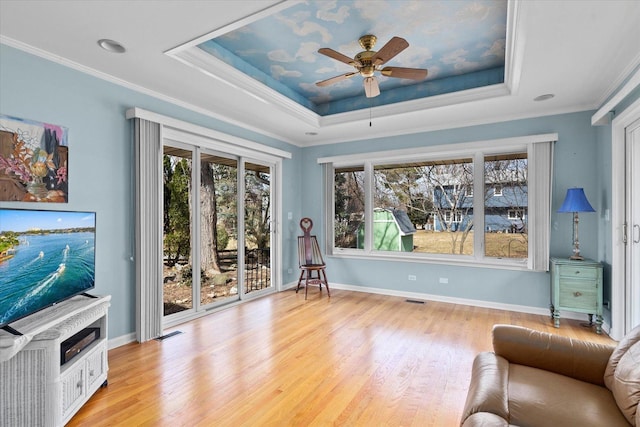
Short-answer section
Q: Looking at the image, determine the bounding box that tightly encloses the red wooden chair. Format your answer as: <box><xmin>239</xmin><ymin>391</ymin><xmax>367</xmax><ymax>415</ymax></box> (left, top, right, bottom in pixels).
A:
<box><xmin>297</xmin><ymin>217</ymin><xmax>330</xmax><ymax>299</ymax></box>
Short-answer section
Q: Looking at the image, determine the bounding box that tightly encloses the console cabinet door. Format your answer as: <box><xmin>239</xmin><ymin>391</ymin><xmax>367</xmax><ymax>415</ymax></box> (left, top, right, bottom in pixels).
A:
<box><xmin>61</xmin><ymin>363</ymin><xmax>86</xmax><ymax>419</ymax></box>
<box><xmin>86</xmin><ymin>342</ymin><xmax>107</xmax><ymax>389</ymax></box>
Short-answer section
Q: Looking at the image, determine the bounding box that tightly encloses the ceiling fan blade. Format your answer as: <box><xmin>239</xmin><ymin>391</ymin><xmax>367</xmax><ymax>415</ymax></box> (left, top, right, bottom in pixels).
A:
<box><xmin>363</xmin><ymin>76</ymin><xmax>380</xmax><ymax>98</ymax></box>
<box><xmin>380</xmin><ymin>66</ymin><xmax>428</xmax><ymax>80</ymax></box>
<box><xmin>316</xmin><ymin>72</ymin><xmax>358</xmax><ymax>87</ymax></box>
<box><xmin>371</xmin><ymin>36</ymin><xmax>409</xmax><ymax>66</ymax></box>
<box><xmin>318</xmin><ymin>48</ymin><xmax>361</xmax><ymax>67</ymax></box>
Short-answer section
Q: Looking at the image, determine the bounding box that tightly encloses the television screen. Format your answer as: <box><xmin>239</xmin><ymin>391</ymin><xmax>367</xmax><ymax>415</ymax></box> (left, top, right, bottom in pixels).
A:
<box><xmin>0</xmin><ymin>208</ymin><xmax>96</xmax><ymax>328</ymax></box>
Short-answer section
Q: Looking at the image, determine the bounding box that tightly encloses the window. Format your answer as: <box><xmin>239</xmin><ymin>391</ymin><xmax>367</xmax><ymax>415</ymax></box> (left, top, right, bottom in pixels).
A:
<box><xmin>319</xmin><ymin>134</ymin><xmax>555</xmax><ymax>271</ymax></box>
<box><xmin>443</xmin><ymin>211</ymin><xmax>463</xmax><ymax>223</ymax></box>
<box><xmin>508</xmin><ymin>209</ymin><xmax>524</xmax><ymax>220</ymax></box>
<box><xmin>334</xmin><ymin>166</ymin><xmax>365</xmax><ymax>249</ymax></box>
<box><xmin>484</xmin><ymin>153</ymin><xmax>528</xmax><ymax>259</ymax></box>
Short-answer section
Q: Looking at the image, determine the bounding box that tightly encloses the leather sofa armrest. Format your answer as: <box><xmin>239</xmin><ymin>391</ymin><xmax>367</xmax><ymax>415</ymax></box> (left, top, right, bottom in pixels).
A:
<box><xmin>492</xmin><ymin>324</ymin><xmax>615</xmax><ymax>386</ymax></box>
<box><xmin>461</xmin><ymin>412</ymin><xmax>511</xmax><ymax>427</ymax></box>
<box><xmin>461</xmin><ymin>352</ymin><xmax>510</xmax><ymax>425</ymax></box>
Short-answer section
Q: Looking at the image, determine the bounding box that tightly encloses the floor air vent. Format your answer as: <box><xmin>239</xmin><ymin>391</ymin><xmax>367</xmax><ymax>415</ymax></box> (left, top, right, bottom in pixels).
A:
<box><xmin>405</xmin><ymin>299</ymin><xmax>425</xmax><ymax>304</ymax></box>
<box><xmin>155</xmin><ymin>331</ymin><xmax>183</xmax><ymax>341</ymax></box>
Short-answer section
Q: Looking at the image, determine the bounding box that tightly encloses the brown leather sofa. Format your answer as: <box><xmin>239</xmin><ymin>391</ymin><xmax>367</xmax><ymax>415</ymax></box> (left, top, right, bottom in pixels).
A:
<box><xmin>461</xmin><ymin>324</ymin><xmax>640</xmax><ymax>426</ymax></box>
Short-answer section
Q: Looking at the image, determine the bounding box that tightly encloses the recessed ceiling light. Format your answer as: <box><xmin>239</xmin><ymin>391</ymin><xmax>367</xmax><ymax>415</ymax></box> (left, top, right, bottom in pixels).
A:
<box><xmin>305</xmin><ymin>132</ymin><xmax>318</xmax><ymax>136</ymax></box>
<box><xmin>98</xmin><ymin>39</ymin><xmax>126</xmax><ymax>53</ymax></box>
<box><xmin>534</xmin><ymin>94</ymin><xmax>554</xmax><ymax>102</ymax></box>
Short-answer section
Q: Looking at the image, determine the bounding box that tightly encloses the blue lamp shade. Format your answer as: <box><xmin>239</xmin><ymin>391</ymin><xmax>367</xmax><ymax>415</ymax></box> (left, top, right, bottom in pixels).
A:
<box><xmin>558</xmin><ymin>188</ymin><xmax>595</xmax><ymax>213</ymax></box>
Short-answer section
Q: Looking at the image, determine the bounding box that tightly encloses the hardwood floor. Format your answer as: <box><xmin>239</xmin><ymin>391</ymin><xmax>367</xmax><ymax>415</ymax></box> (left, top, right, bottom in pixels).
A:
<box><xmin>67</xmin><ymin>289</ymin><xmax>615</xmax><ymax>426</ymax></box>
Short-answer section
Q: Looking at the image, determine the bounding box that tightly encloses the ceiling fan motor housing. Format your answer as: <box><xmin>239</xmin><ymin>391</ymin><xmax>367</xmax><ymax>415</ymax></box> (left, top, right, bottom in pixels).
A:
<box><xmin>355</xmin><ymin>50</ymin><xmax>376</xmax><ymax>77</ymax></box>
<box><xmin>358</xmin><ymin>34</ymin><xmax>377</xmax><ymax>50</ymax></box>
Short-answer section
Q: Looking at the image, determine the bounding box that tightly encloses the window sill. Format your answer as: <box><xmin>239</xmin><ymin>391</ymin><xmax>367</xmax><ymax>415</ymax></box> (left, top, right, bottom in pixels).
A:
<box><xmin>328</xmin><ymin>250</ymin><xmax>533</xmax><ymax>272</ymax></box>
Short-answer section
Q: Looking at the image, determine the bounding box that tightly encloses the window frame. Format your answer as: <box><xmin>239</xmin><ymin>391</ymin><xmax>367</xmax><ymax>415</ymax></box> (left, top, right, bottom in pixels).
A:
<box><xmin>319</xmin><ymin>134</ymin><xmax>557</xmax><ymax>271</ymax></box>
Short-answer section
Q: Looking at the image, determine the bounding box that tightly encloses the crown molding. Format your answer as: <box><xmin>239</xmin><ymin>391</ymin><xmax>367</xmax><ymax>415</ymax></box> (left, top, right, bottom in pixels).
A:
<box><xmin>595</xmin><ymin>51</ymin><xmax>640</xmax><ymax>111</ymax></box>
<box><xmin>504</xmin><ymin>0</ymin><xmax>523</xmax><ymax>95</ymax></box>
<box><xmin>592</xmin><ymin>63</ymin><xmax>640</xmax><ymax>126</ymax></box>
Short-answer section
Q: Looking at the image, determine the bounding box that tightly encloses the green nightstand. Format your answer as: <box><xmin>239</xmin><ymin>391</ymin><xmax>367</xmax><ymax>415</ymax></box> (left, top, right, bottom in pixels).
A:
<box><xmin>550</xmin><ymin>257</ymin><xmax>603</xmax><ymax>334</ymax></box>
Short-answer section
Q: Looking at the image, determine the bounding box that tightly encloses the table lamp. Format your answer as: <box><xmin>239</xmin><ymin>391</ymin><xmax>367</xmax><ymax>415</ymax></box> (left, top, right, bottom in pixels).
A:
<box><xmin>558</xmin><ymin>188</ymin><xmax>595</xmax><ymax>260</ymax></box>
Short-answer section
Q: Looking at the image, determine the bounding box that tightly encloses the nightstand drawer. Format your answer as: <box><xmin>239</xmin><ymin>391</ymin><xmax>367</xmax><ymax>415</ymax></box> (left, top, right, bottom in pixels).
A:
<box><xmin>557</xmin><ymin>277</ymin><xmax>598</xmax><ymax>290</ymax></box>
<box><xmin>559</xmin><ymin>285</ymin><xmax>597</xmax><ymax>310</ymax></box>
<box><xmin>557</xmin><ymin>265</ymin><xmax>599</xmax><ymax>280</ymax></box>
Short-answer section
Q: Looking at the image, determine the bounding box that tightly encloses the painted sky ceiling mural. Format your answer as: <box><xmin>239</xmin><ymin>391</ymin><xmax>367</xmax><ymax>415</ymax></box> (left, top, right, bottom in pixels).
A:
<box><xmin>198</xmin><ymin>0</ymin><xmax>507</xmax><ymax>116</ymax></box>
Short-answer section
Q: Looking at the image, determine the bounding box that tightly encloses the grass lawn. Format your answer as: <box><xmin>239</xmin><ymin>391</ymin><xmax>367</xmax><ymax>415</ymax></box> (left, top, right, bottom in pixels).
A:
<box><xmin>412</xmin><ymin>229</ymin><xmax>527</xmax><ymax>258</ymax></box>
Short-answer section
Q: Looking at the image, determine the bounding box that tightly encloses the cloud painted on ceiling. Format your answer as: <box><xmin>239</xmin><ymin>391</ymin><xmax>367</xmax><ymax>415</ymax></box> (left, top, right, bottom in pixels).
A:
<box><xmin>198</xmin><ymin>0</ymin><xmax>507</xmax><ymax>116</ymax></box>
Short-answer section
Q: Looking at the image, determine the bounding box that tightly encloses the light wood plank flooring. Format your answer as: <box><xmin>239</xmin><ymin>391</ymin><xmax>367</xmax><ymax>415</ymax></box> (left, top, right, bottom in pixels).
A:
<box><xmin>67</xmin><ymin>289</ymin><xmax>615</xmax><ymax>426</ymax></box>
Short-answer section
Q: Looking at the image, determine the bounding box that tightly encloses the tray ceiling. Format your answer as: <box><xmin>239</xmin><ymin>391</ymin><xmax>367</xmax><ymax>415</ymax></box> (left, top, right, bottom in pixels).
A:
<box><xmin>185</xmin><ymin>0</ymin><xmax>507</xmax><ymax>116</ymax></box>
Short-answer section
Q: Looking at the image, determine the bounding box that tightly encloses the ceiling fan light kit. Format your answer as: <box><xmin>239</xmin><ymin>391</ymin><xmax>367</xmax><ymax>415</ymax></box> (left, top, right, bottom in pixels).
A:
<box><xmin>316</xmin><ymin>34</ymin><xmax>428</xmax><ymax>98</ymax></box>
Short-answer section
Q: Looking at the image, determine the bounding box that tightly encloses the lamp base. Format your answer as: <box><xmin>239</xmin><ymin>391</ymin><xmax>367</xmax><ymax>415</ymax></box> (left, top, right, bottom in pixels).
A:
<box><xmin>570</xmin><ymin>254</ymin><xmax>585</xmax><ymax>261</ymax></box>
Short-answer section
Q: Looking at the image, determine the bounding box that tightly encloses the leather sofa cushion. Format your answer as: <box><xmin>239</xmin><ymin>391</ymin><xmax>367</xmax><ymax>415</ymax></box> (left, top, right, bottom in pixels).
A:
<box><xmin>508</xmin><ymin>364</ymin><xmax>630</xmax><ymax>427</ymax></box>
<box><xmin>605</xmin><ymin>325</ymin><xmax>640</xmax><ymax>425</ymax></box>
<box><xmin>609</xmin><ymin>341</ymin><xmax>640</xmax><ymax>425</ymax></box>
<box><xmin>606</xmin><ymin>325</ymin><xmax>640</xmax><ymax>387</ymax></box>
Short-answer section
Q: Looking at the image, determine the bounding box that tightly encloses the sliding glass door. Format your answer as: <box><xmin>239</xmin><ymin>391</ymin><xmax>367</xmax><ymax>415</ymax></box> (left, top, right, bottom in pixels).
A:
<box><xmin>162</xmin><ymin>144</ymin><xmax>195</xmax><ymax>316</ymax></box>
<box><xmin>162</xmin><ymin>142</ymin><xmax>275</xmax><ymax>321</ymax></box>
<box><xmin>243</xmin><ymin>161</ymin><xmax>273</xmax><ymax>295</ymax></box>
<box><xmin>199</xmin><ymin>152</ymin><xmax>239</xmax><ymax>307</ymax></box>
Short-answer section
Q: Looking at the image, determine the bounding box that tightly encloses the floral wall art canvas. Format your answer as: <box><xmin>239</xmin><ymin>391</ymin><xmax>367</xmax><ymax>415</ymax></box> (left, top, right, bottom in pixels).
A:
<box><xmin>0</xmin><ymin>115</ymin><xmax>68</xmax><ymax>202</ymax></box>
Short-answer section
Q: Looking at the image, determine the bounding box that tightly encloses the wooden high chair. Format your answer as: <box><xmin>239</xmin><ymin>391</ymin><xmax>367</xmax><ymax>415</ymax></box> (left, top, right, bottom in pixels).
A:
<box><xmin>296</xmin><ymin>217</ymin><xmax>330</xmax><ymax>299</ymax></box>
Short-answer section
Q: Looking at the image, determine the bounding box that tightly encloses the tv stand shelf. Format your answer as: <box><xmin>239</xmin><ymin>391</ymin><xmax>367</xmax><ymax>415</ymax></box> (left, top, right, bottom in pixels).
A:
<box><xmin>0</xmin><ymin>294</ymin><xmax>110</xmax><ymax>426</ymax></box>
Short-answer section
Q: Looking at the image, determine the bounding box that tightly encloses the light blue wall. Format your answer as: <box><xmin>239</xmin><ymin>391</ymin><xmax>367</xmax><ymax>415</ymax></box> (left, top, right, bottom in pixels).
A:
<box><xmin>0</xmin><ymin>44</ymin><xmax>302</xmax><ymax>339</ymax></box>
<box><xmin>302</xmin><ymin>111</ymin><xmax>603</xmax><ymax>309</ymax></box>
<box><xmin>1</xmin><ymin>41</ymin><xmax>625</xmax><ymax>339</ymax></box>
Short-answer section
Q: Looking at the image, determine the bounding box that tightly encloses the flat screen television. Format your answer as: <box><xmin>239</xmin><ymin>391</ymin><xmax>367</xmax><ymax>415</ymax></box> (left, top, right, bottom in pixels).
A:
<box><xmin>0</xmin><ymin>208</ymin><xmax>96</xmax><ymax>330</ymax></box>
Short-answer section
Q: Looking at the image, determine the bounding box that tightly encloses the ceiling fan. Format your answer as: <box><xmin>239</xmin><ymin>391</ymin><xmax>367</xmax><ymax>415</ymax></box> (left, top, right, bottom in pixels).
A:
<box><xmin>316</xmin><ymin>34</ymin><xmax>428</xmax><ymax>98</ymax></box>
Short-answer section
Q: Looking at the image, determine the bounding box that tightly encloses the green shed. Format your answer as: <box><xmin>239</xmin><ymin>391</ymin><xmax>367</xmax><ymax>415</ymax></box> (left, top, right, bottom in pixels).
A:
<box><xmin>357</xmin><ymin>208</ymin><xmax>417</xmax><ymax>252</ymax></box>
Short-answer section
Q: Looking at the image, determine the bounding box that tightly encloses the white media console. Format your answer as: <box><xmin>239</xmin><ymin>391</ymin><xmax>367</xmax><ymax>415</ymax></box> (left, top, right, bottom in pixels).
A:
<box><xmin>0</xmin><ymin>294</ymin><xmax>110</xmax><ymax>426</ymax></box>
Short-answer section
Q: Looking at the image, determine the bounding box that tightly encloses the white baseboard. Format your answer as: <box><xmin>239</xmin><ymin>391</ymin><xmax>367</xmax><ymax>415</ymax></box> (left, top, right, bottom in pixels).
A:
<box><xmin>108</xmin><ymin>332</ymin><xmax>136</xmax><ymax>349</ymax></box>
<box><xmin>327</xmin><ymin>282</ymin><xmax>611</xmax><ymax>334</ymax></box>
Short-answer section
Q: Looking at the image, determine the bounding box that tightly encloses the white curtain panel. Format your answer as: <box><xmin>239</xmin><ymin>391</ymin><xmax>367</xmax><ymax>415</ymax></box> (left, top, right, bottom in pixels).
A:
<box><xmin>134</xmin><ymin>118</ymin><xmax>163</xmax><ymax>342</ymax></box>
<box><xmin>528</xmin><ymin>140</ymin><xmax>555</xmax><ymax>271</ymax></box>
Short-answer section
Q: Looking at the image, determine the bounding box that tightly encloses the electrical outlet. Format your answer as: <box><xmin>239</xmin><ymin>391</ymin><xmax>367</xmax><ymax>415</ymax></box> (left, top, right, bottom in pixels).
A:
<box><xmin>287</xmin><ymin>212</ymin><xmax>293</xmax><ymax>220</ymax></box>
<box><xmin>439</xmin><ymin>277</ymin><xmax>449</xmax><ymax>284</ymax></box>
<box><xmin>408</xmin><ymin>275</ymin><xmax>417</xmax><ymax>281</ymax></box>
<box><xmin>287</xmin><ymin>268</ymin><xmax>292</xmax><ymax>274</ymax></box>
